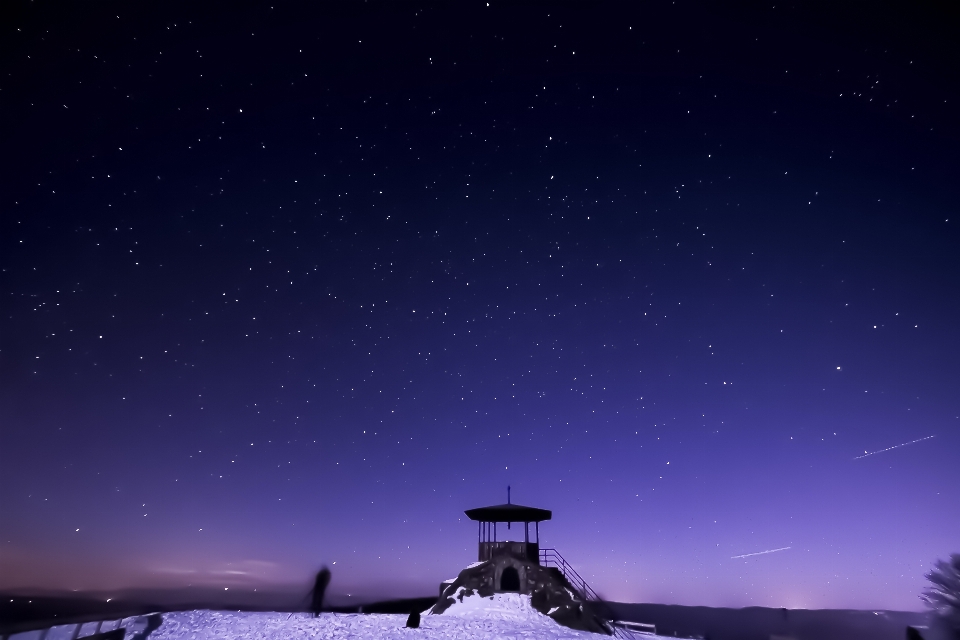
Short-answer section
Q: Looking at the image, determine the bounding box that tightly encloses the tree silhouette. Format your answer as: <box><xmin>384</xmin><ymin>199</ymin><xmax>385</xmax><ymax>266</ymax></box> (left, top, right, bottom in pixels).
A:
<box><xmin>922</xmin><ymin>554</ymin><xmax>960</xmax><ymax>638</ymax></box>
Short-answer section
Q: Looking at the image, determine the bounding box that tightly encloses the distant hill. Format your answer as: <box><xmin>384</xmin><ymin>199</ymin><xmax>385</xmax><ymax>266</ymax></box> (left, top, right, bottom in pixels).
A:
<box><xmin>608</xmin><ymin>602</ymin><xmax>932</xmax><ymax>640</ymax></box>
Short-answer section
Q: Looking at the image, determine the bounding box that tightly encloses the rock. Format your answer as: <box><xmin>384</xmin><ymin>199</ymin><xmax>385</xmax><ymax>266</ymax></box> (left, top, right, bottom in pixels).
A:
<box><xmin>431</xmin><ymin>549</ymin><xmax>611</xmax><ymax>635</ymax></box>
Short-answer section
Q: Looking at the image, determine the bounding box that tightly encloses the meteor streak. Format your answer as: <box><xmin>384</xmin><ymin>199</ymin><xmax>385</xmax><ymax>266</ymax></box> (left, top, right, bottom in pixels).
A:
<box><xmin>854</xmin><ymin>435</ymin><xmax>935</xmax><ymax>460</ymax></box>
<box><xmin>731</xmin><ymin>547</ymin><xmax>791</xmax><ymax>559</ymax></box>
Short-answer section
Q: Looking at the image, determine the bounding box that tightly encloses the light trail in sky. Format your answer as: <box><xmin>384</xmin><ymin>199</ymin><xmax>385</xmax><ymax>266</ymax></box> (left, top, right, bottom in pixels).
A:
<box><xmin>731</xmin><ymin>547</ymin><xmax>791</xmax><ymax>559</ymax></box>
<box><xmin>853</xmin><ymin>435</ymin><xmax>935</xmax><ymax>460</ymax></box>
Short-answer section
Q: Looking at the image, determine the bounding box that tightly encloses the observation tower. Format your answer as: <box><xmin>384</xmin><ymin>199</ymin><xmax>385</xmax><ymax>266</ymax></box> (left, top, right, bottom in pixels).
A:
<box><xmin>464</xmin><ymin>486</ymin><xmax>552</xmax><ymax>565</ymax></box>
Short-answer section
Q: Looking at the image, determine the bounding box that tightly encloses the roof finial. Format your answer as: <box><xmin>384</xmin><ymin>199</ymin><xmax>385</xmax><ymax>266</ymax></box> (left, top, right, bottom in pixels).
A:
<box><xmin>507</xmin><ymin>485</ymin><xmax>511</xmax><ymax>504</ymax></box>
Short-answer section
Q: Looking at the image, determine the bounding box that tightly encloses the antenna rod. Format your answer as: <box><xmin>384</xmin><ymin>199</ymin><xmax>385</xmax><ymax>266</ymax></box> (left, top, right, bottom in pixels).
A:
<box><xmin>507</xmin><ymin>485</ymin><xmax>511</xmax><ymax>504</ymax></box>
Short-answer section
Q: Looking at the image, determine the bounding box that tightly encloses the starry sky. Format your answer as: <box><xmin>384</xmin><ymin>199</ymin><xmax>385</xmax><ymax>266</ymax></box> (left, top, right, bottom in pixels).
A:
<box><xmin>2</xmin><ymin>0</ymin><xmax>959</xmax><ymax>612</ymax></box>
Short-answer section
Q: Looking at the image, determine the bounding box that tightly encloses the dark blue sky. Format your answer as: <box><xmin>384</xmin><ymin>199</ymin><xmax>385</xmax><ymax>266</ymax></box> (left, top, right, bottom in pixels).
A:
<box><xmin>2</xmin><ymin>0</ymin><xmax>958</xmax><ymax>610</ymax></box>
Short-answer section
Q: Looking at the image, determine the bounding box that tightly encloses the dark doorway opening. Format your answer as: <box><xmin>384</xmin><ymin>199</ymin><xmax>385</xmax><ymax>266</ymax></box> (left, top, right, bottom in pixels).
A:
<box><xmin>500</xmin><ymin>566</ymin><xmax>520</xmax><ymax>591</ymax></box>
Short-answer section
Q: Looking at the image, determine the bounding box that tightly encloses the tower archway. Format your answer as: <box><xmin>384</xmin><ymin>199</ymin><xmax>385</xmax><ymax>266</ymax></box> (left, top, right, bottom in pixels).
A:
<box><xmin>500</xmin><ymin>566</ymin><xmax>520</xmax><ymax>591</ymax></box>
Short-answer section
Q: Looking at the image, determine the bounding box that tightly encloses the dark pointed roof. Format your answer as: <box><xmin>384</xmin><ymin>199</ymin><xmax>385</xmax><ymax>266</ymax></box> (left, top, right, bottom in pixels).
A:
<box><xmin>464</xmin><ymin>502</ymin><xmax>552</xmax><ymax>523</ymax></box>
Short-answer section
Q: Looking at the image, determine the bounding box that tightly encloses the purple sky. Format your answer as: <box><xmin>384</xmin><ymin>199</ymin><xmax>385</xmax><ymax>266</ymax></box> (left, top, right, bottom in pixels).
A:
<box><xmin>2</xmin><ymin>0</ymin><xmax>958</xmax><ymax>611</ymax></box>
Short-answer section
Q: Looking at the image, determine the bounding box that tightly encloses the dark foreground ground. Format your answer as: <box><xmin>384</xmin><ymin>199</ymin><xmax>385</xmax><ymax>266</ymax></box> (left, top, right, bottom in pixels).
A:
<box><xmin>1</xmin><ymin>589</ymin><xmax>939</xmax><ymax>640</ymax></box>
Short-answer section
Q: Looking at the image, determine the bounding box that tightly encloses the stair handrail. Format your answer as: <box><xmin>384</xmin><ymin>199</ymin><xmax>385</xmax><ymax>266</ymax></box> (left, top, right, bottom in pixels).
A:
<box><xmin>539</xmin><ymin>548</ymin><xmax>602</xmax><ymax>602</ymax></box>
<box><xmin>539</xmin><ymin>548</ymin><xmax>639</xmax><ymax>639</ymax></box>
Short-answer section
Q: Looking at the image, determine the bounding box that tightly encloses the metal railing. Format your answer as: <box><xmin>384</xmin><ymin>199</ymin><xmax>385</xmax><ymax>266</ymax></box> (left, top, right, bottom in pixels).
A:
<box><xmin>0</xmin><ymin>613</ymin><xmax>161</xmax><ymax>640</ymax></box>
<box><xmin>539</xmin><ymin>548</ymin><xmax>643</xmax><ymax>639</ymax></box>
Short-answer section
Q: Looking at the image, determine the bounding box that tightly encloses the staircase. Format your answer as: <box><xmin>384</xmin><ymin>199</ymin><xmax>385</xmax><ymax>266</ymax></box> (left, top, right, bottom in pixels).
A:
<box><xmin>539</xmin><ymin>548</ymin><xmax>645</xmax><ymax>639</ymax></box>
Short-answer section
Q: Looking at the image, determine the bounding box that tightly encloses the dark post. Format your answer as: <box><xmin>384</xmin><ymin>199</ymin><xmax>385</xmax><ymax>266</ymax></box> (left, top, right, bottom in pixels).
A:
<box><xmin>405</xmin><ymin>610</ymin><xmax>421</xmax><ymax>628</ymax></box>
<box><xmin>524</xmin><ymin>522</ymin><xmax>529</xmax><ymax>543</ymax></box>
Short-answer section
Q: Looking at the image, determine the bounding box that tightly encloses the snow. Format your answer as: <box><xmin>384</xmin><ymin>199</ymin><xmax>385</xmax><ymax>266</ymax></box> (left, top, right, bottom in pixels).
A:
<box><xmin>12</xmin><ymin>594</ymin><xmax>671</xmax><ymax>640</ymax></box>
<box><xmin>439</xmin><ymin>590</ymin><xmax>544</xmax><ymax>619</ymax></box>
<box><xmin>12</xmin><ymin>616</ymin><xmax>154</xmax><ymax>640</ymax></box>
<box><xmin>139</xmin><ymin>594</ymin><xmax>613</xmax><ymax>640</ymax></box>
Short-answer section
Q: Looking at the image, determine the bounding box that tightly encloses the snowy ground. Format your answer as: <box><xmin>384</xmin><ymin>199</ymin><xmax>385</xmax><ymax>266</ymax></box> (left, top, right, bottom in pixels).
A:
<box><xmin>147</xmin><ymin>593</ymin><xmax>660</xmax><ymax>640</ymax></box>
<box><xmin>10</xmin><ymin>593</ymin><xmax>667</xmax><ymax>640</ymax></box>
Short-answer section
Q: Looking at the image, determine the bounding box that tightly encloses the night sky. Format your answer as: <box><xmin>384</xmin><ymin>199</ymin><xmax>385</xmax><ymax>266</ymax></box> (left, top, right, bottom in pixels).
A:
<box><xmin>2</xmin><ymin>0</ymin><xmax>959</xmax><ymax>612</ymax></box>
